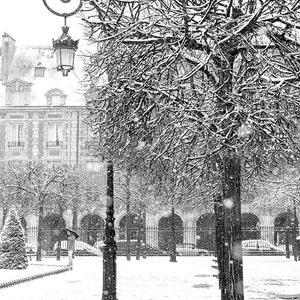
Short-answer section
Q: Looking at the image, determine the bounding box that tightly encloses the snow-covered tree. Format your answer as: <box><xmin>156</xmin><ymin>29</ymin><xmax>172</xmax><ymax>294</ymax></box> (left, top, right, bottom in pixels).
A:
<box><xmin>0</xmin><ymin>162</ymin><xmax>67</xmax><ymax>261</ymax></box>
<box><xmin>0</xmin><ymin>207</ymin><xmax>28</xmax><ymax>270</ymax></box>
<box><xmin>83</xmin><ymin>1</ymin><xmax>300</xmax><ymax>298</ymax></box>
<box><xmin>252</xmin><ymin>165</ymin><xmax>300</xmax><ymax>213</ymax></box>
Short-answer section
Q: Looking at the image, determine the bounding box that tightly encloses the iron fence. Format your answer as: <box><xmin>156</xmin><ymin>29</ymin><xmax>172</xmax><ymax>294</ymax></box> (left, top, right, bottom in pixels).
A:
<box><xmin>24</xmin><ymin>225</ymin><xmax>300</xmax><ymax>256</ymax></box>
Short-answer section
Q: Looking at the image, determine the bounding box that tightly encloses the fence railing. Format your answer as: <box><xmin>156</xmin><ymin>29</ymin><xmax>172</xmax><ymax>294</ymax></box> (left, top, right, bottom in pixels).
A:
<box><xmin>24</xmin><ymin>226</ymin><xmax>299</xmax><ymax>256</ymax></box>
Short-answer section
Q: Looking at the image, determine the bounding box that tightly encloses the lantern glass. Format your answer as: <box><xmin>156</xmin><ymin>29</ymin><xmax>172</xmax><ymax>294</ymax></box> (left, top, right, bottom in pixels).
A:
<box><xmin>54</xmin><ymin>47</ymin><xmax>76</xmax><ymax>76</ymax></box>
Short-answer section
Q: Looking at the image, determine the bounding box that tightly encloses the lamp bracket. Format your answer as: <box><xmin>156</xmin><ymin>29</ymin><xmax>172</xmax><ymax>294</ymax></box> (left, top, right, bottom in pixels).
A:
<box><xmin>42</xmin><ymin>0</ymin><xmax>83</xmax><ymax>18</ymax></box>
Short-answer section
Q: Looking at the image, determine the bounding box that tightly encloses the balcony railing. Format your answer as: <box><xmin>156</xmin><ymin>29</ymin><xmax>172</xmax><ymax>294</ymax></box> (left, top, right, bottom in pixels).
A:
<box><xmin>46</xmin><ymin>141</ymin><xmax>63</xmax><ymax>147</ymax></box>
<box><xmin>8</xmin><ymin>141</ymin><xmax>25</xmax><ymax>147</ymax></box>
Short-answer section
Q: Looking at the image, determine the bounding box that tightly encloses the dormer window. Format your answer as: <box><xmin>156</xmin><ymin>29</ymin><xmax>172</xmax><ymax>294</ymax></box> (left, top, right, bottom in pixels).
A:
<box><xmin>3</xmin><ymin>79</ymin><xmax>32</xmax><ymax>106</ymax></box>
<box><xmin>34</xmin><ymin>62</ymin><xmax>46</xmax><ymax>77</ymax></box>
<box><xmin>45</xmin><ymin>88</ymin><xmax>67</xmax><ymax>106</ymax></box>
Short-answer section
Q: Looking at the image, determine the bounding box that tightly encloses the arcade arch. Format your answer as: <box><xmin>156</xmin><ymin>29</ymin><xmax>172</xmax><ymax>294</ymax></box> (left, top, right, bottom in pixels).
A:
<box><xmin>42</xmin><ymin>214</ymin><xmax>66</xmax><ymax>251</ymax></box>
<box><xmin>158</xmin><ymin>214</ymin><xmax>183</xmax><ymax>251</ymax></box>
<box><xmin>241</xmin><ymin>213</ymin><xmax>261</xmax><ymax>240</ymax></box>
<box><xmin>80</xmin><ymin>214</ymin><xmax>105</xmax><ymax>246</ymax></box>
<box><xmin>119</xmin><ymin>213</ymin><xmax>144</xmax><ymax>240</ymax></box>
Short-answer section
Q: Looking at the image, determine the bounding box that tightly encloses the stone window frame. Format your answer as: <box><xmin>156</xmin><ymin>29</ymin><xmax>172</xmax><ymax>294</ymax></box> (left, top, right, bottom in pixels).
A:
<box><xmin>45</xmin><ymin>88</ymin><xmax>67</xmax><ymax>106</ymax></box>
<box><xmin>3</xmin><ymin>79</ymin><xmax>33</xmax><ymax>106</ymax></box>
<box><xmin>34</xmin><ymin>62</ymin><xmax>46</xmax><ymax>78</ymax></box>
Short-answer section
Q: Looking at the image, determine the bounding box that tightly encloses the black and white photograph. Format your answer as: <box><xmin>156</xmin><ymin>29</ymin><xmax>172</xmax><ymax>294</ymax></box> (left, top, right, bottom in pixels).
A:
<box><xmin>0</xmin><ymin>1</ymin><xmax>300</xmax><ymax>299</ymax></box>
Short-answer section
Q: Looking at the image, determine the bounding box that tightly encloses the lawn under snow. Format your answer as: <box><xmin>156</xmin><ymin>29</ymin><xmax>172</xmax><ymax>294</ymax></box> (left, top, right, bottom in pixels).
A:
<box><xmin>0</xmin><ymin>257</ymin><xmax>70</xmax><ymax>285</ymax></box>
<box><xmin>0</xmin><ymin>255</ymin><xmax>299</xmax><ymax>299</ymax></box>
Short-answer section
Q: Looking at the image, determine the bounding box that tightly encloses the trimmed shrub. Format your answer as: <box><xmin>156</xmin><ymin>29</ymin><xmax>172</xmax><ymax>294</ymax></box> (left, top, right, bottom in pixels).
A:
<box><xmin>0</xmin><ymin>207</ymin><xmax>28</xmax><ymax>269</ymax></box>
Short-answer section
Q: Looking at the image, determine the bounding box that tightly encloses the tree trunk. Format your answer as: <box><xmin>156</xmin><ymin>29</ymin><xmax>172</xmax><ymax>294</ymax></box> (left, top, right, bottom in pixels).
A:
<box><xmin>125</xmin><ymin>172</ymin><xmax>131</xmax><ymax>261</ymax></box>
<box><xmin>142</xmin><ymin>209</ymin><xmax>147</xmax><ymax>259</ymax></box>
<box><xmin>221</xmin><ymin>152</ymin><xmax>244</xmax><ymax>300</ymax></box>
<box><xmin>125</xmin><ymin>203</ymin><xmax>131</xmax><ymax>261</ymax></box>
<box><xmin>136</xmin><ymin>210</ymin><xmax>142</xmax><ymax>260</ymax></box>
<box><xmin>214</xmin><ymin>194</ymin><xmax>225</xmax><ymax>290</ymax></box>
<box><xmin>36</xmin><ymin>197</ymin><xmax>44</xmax><ymax>261</ymax></box>
<box><xmin>286</xmin><ymin>209</ymin><xmax>291</xmax><ymax>259</ymax></box>
<box><xmin>292</xmin><ymin>202</ymin><xmax>297</xmax><ymax>261</ymax></box>
<box><xmin>169</xmin><ymin>206</ymin><xmax>177</xmax><ymax>263</ymax></box>
<box><xmin>72</xmin><ymin>194</ymin><xmax>78</xmax><ymax>230</ymax></box>
<box><xmin>56</xmin><ymin>203</ymin><xmax>64</xmax><ymax>261</ymax></box>
<box><xmin>213</xmin><ymin>49</ymin><xmax>244</xmax><ymax>299</ymax></box>
<box><xmin>2</xmin><ymin>204</ymin><xmax>8</xmax><ymax>226</ymax></box>
<box><xmin>56</xmin><ymin>239</ymin><xmax>62</xmax><ymax>261</ymax></box>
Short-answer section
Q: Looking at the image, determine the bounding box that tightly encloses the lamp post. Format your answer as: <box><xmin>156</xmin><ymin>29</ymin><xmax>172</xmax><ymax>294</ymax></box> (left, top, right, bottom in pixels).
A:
<box><xmin>42</xmin><ymin>0</ymin><xmax>82</xmax><ymax>76</ymax></box>
<box><xmin>43</xmin><ymin>1</ymin><xmax>118</xmax><ymax>299</ymax></box>
<box><xmin>103</xmin><ymin>159</ymin><xmax>118</xmax><ymax>300</ymax></box>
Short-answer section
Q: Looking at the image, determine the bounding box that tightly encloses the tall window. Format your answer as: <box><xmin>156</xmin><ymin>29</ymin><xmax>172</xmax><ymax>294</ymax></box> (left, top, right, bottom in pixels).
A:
<box><xmin>47</xmin><ymin>123</ymin><xmax>63</xmax><ymax>146</ymax></box>
<box><xmin>34</xmin><ymin>62</ymin><xmax>46</xmax><ymax>78</ymax></box>
<box><xmin>11</xmin><ymin>92</ymin><xmax>26</xmax><ymax>106</ymax></box>
<box><xmin>8</xmin><ymin>124</ymin><xmax>24</xmax><ymax>147</ymax></box>
<box><xmin>4</xmin><ymin>79</ymin><xmax>32</xmax><ymax>106</ymax></box>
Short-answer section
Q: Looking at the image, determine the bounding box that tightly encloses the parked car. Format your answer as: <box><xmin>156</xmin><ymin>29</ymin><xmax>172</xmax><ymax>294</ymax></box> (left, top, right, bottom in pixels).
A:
<box><xmin>242</xmin><ymin>239</ymin><xmax>285</xmax><ymax>256</ymax></box>
<box><xmin>94</xmin><ymin>239</ymin><xmax>167</xmax><ymax>256</ymax></box>
<box><xmin>53</xmin><ymin>240</ymin><xmax>101</xmax><ymax>256</ymax></box>
<box><xmin>176</xmin><ymin>243</ymin><xmax>210</xmax><ymax>256</ymax></box>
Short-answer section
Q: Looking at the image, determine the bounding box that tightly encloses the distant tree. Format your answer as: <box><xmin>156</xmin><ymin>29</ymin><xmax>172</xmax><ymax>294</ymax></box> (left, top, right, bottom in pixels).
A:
<box><xmin>0</xmin><ymin>162</ymin><xmax>67</xmax><ymax>261</ymax></box>
<box><xmin>115</xmin><ymin>167</ymin><xmax>156</xmax><ymax>260</ymax></box>
<box><xmin>0</xmin><ymin>207</ymin><xmax>28</xmax><ymax>269</ymax></box>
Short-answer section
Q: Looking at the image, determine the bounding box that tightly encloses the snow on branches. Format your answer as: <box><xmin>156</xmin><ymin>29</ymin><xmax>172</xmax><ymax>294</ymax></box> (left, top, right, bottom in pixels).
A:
<box><xmin>83</xmin><ymin>0</ymin><xmax>300</xmax><ymax>195</ymax></box>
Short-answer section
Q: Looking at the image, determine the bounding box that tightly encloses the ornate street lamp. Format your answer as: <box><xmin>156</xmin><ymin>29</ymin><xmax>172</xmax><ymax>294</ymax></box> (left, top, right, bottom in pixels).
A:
<box><xmin>53</xmin><ymin>25</ymin><xmax>79</xmax><ymax>76</ymax></box>
<box><xmin>42</xmin><ymin>0</ymin><xmax>82</xmax><ymax>76</ymax></box>
<box><xmin>43</xmin><ymin>2</ymin><xmax>118</xmax><ymax>299</ymax></box>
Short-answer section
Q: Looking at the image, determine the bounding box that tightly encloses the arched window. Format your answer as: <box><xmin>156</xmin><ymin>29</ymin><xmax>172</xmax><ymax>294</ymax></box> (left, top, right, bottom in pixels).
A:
<box><xmin>45</xmin><ymin>88</ymin><xmax>67</xmax><ymax>106</ymax></box>
<box><xmin>241</xmin><ymin>213</ymin><xmax>261</xmax><ymax>240</ymax></box>
<box><xmin>80</xmin><ymin>214</ymin><xmax>104</xmax><ymax>246</ymax></box>
<box><xmin>196</xmin><ymin>213</ymin><xmax>215</xmax><ymax>251</ymax></box>
<box><xmin>4</xmin><ymin>79</ymin><xmax>32</xmax><ymax>106</ymax></box>
<box><xmin>158</xmin><ymin>214</ymin><xmax>183</xmax><ymax>251</ymax></box>
<box><xmin>42</xmin><ymin>214</ymin><xmax>66</xmax><ymax>251</ymax></box>
<box><xmin>34</xmin><ymin>62</ymin><xmax>46</xmax><ymax>77</ymax></box>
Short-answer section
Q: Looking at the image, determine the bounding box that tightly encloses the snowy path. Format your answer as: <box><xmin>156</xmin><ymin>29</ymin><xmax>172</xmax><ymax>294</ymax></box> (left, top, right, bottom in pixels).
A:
<box><xmin>0</xmin><ymin>256</ymin><xmax>299</xmax><ymax>299</ymax></box>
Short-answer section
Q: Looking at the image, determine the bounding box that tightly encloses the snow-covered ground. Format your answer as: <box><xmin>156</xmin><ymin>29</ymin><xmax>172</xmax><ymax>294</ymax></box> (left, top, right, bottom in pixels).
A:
<box><xmin>0</xmin><ymin>257</ymin><xmax>70</xmax><ymax>285</ymax></box>
<box><xmin>0</xmin><ymin>255</ymin><xmax>299</xmax><ymax>299</ymax></box>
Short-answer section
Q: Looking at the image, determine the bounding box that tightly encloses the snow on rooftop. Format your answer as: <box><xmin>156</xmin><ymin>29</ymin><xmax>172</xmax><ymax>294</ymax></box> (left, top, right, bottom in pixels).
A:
<box><xmin>0</xmin><ymin>44</ymin><xmax>85</xmax><ymax>107</ymax></box>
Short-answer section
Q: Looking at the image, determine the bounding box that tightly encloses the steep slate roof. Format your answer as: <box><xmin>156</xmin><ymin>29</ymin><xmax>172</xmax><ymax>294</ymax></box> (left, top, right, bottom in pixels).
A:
<box><xmin>0</xmin><ymin>41</ymin><xmax>85</xmax><ymax>107</ymax></box>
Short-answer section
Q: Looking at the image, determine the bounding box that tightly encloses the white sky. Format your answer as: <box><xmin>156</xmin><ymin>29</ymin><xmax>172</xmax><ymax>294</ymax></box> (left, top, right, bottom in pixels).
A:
<box><xmin>0</xmin><ymin>0</ymin><xmax>86</xmax><ymax>47</ymax></box>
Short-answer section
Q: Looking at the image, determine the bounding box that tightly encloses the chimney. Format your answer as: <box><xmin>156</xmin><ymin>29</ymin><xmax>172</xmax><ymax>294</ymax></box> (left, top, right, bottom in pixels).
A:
<box><xmin>0</xmin><ymin>33</ymin><xmax>16</xmax><ymax>82</ymax></box>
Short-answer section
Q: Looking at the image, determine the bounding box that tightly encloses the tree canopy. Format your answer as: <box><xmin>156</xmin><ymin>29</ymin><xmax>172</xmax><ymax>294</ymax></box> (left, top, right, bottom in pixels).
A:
<box><xmin>83</xmin><ymin>0</ymin><xmax>300</xmax><ymax>197</ymax></box>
